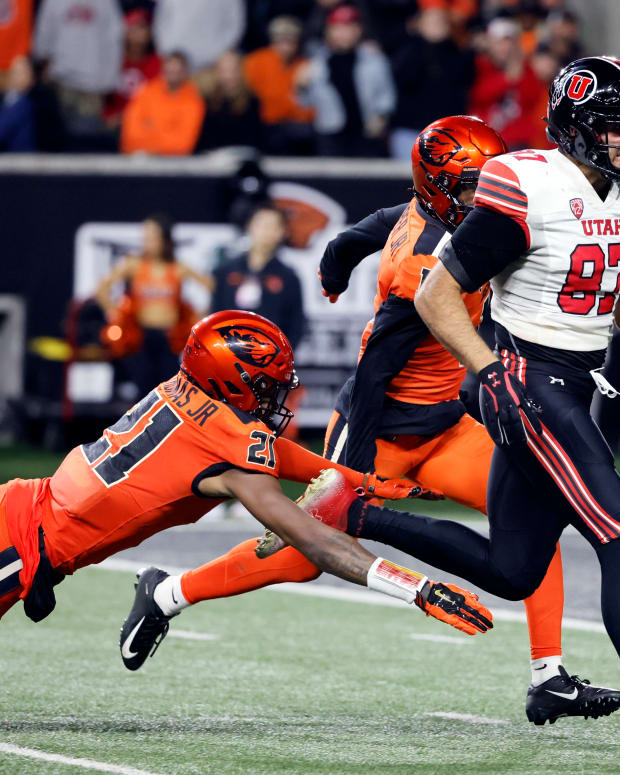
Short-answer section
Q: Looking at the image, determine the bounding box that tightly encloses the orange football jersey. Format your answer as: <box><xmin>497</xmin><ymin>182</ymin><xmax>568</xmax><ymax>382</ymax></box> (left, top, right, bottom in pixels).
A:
<box><xmin>359</xmin><ymin>200</ymin><xmax>489</xmax><ymax>405</ymax></box>
<box><xmin>43</xmin><ymin>374</ymin><xmax>285</xmax><ymax>574</ymax></box>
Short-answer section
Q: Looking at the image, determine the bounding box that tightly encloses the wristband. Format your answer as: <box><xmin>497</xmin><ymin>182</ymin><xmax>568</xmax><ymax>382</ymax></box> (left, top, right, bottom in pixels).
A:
<box><xmin>367</xmin><ymin>557</ymin><xmax>428</xmax><ymax>605</ymax></box>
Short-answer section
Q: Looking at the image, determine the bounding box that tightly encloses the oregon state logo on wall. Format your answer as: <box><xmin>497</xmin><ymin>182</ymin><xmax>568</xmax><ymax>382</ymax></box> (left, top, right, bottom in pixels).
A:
<box><xmin>217</xmin><ymin>325</ymin><xmax>280</xmax><ymax>367</ymax></box>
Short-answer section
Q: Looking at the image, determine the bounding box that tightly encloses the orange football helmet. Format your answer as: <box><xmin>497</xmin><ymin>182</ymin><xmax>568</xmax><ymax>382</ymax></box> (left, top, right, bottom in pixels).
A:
<box><xmin>411</xmin><ymin>115</ymin><xmax>507</xmax><ymax>230</ymax></box>
<box><xmin>181</xmin><ymin>310</ymin><xmax>299</xmax><ymax>435</ymax></box>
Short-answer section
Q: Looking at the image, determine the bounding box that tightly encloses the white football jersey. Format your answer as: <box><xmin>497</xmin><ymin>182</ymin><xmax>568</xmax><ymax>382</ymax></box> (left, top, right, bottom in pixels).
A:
<box><xmin>475</xmin><ymin>148</ymin><xmax>620</xmax><ymax>351</ymax></box>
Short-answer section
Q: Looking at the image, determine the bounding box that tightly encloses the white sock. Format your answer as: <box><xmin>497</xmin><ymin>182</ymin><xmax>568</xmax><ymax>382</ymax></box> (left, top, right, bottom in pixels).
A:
<box><xmin>154</xmin><ymin>574</ymin><xmax>189</xmax><ymax>617</ymax></box>
<box><xmin>530</xmin><ymin>655</ymin><xmax>563</xmax><ymax>686</ymax></box>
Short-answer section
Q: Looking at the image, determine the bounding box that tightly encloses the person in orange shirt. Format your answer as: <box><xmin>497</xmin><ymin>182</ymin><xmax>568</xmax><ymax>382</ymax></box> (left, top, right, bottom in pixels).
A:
<box><xmin>243</xmin><ymin>16</ymin><xmax>315</xmax><ymax>154</ymax></box>
<box><xmin>0</xmin><ymin>0</ymin><xmax>33</xmax><ymax>91</ymax></box>
<box><xmin>0</xmin><ymin>310</ymin><xmax>490</xmax><ymax>670</ymax></box>
<box><xmin>121</xmin><ymin>51</ymin><xmax>205</xmax><ymax>155</ymax></box>
<box><xmin>96</xmin><ymin>213</ymin><xmax>212</xmax><ymax>395</ymax></box>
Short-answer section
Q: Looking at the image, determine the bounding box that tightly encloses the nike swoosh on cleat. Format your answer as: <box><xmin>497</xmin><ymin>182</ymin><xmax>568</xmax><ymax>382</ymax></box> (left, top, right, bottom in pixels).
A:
<box><xmin>546</xmin><ymin>688</ymin><xmax>579</xmax><ymax>700</ymax></box>
<box><xmin>534</xmin><ymin>664</ymin><xmax>547</xmax><ymax>670</ymax></box>
<box><xmin>172</xmin><ymin>589</ymin><xmax>178</xmax><ymax>605</ymax></box>
<box><xmin>121</xmin><ymin>617</ymin><xmax>145</xmax><ymax>660</ymax></box>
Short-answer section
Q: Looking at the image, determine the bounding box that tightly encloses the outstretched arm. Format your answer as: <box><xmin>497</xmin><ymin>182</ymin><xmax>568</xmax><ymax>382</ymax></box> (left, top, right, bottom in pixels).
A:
<box><xmin>198</xmin><ymin>468</ymin><xmax>492</xmax><ymax>634</ymax></box>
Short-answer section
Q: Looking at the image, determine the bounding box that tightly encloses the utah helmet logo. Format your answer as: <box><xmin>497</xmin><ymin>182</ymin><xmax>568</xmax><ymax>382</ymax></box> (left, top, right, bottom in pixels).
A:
<box><xmin>565</xmin><ymin>71</ymin><xmax>597</xmax><ymax>104</ymax></box>
<box><xmin>419</xmin><ymin>129</ymin><xmax>461</xmax><ymax>166</ymax></box>
<box><xmin>217</xmin><ymin>325</ymin><xmax>280</xmax><ymax>367</ymax></box>
<box><xmin>570</xmin><ymin>198</ymin><xmax>584</xmax><ymax>219</ymax></box>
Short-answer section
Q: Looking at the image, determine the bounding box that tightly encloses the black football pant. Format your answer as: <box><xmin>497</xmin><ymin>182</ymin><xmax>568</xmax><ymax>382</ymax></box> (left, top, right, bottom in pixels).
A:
<box><xmin>350</xmin><ymin>352</ymin><xmax>620</xmax><ymax>657</ymax></box>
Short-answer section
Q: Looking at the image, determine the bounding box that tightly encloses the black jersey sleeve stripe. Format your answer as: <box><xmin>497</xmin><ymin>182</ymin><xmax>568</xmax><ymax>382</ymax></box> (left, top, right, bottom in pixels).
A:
<box><xmin>478</xmin><ymin>175</ymin><xmax>528</xmax><ymax>199</ymax></box>
<box><xmin>476</xmin><ymin>185</ymin><xmax>528</xmax><ymax>208</ymax></box>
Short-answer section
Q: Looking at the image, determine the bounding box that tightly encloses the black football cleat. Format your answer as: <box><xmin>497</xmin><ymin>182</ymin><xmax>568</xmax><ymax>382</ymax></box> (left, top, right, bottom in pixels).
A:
<box><xmin>120</xmin><ymin>566</ymin><xmax>175</xmax><ymax>671</ymax></box>
<box><xmin>526</xmin><ymin>666</ymin><xmax>620</xmax><ymax>725</ymax></box>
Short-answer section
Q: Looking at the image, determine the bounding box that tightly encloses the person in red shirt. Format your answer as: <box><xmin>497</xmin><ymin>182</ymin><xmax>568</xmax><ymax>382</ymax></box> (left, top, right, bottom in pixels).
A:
<box><xmin>0</xmin><ymin>0</ymin><xmax>33</xmax><ymax>91</ymax></box>
<box><xmin>104</xmin><ymin>9</ymin><xmax>161</xmax><ymax>127</ymax></box>
<box><xmin>468</xmin><ymin>16</ymin><xmax>547</xmax><ymax>150</ymax></box>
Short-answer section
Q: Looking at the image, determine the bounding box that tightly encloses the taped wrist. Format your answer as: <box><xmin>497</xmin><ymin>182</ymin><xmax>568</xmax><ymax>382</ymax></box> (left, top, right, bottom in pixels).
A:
<box><xmin>366</xmin><ymin>557</ymin><xmax>428</xmax><ymax>605</ymax></box>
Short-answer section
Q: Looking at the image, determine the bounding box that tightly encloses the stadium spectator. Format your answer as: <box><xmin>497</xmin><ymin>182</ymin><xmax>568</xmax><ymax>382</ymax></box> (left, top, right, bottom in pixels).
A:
<box><xmin>241</xmin><ymin>0</ymin><xmax>316</xmax><ymax>52</ymax></box>
<box><xmin>243</xmin><ymin>16</ymin><xmax>315</xmax><ymax>155</ymax></box>
<box><xmin>389</xmin><ymin>4</ymin><xmax>474</xmax><ymax>159</ymax></box>
<box><xmin>153</xmin><ymin>0</ymin><xmax>245</xmax><ymax>83</ymax></box>
<box><xmin>210</xmin><ymin>204</ymin><xmax>306</xmax><ymax>350</ymax></box>
<box><xmin>0</xmin><ymin>0</ymin><xmax>34</xmax><ymax>92</ymax></box>
<box><xmin>468</xmin><ymin>16</ymin><xmax>547</xmax><ymax>150</ymax></box>
<box><xmin>0</xmin><ymin>56</ymin><xmax>36</xmax><ymax>152</ymax></box>
<box><xmin>121</xmin><ymin>52</ymin><xmax>205</xmax><ymax>155</ymax></box>
<box><xmin>33</xmin><ymin>0</ymin><xmax>123</xmax><ymax>134</ymax></box>
<box><xmin>529</xmin><ymin>43</ymin><xmax>561</xmax><ymax>147</ymax></box>
<box><xmin>543</xmin><ymin>10</ymin><xmax>584</xmax><ymax>66</ymax></box>
<box><xmin>104</xmin><ymin>9</ymin><xmax>161</xmax><ymax>128</ymax></box>
<box><xmin>296</xmin><ymin>5</ymin><xmax>396</xmax><ymax>157</ymax></box>
<box><xmin>96</xmin><ymin>213</ymin><xmax>211</xmax><ymax>397</ymax></box>
<box><xmin>197</xmin><ymin>51</ymin><xmax>262</xmax><ymax>152</ymax></box>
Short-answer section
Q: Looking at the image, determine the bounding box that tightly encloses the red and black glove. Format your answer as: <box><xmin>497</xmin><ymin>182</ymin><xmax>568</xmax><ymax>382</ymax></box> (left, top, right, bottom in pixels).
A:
<box><xmin>478</xmin><ymin>360</ymin><xmax>541</xmax><ymax>446</ymax></box>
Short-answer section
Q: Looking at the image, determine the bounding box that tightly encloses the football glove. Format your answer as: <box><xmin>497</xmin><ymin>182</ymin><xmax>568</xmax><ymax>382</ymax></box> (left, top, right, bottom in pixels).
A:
<box><xmin>416</xmin><ymin>581</ymin><xmax>493</xmax><ymax>636</ymax></box>
<box><xmin>360</xmin><ymin>474</ymin><xmax>428</xmax><ymax>500</ymax></box>
<box><xmin>318</xmin><ymin>269</ymin><xmax>340</xmax><ymax>303</ymax></box>
<box><xmin>478</xmin><ymin>360</ymin><xmax>542</xmax><ymax>446</ymax></box>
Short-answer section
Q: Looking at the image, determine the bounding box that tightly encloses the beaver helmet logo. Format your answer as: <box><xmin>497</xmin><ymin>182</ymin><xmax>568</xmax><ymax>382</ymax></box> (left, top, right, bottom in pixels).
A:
<box><xmin>216</xmin><ymin>325</ymin><xmax>280</xmax><ymax>367</ymax></box>
<box><xmin>419</xmin><ymin>129</ymin><xmax>461</xmax><ymax>166</ymax></box>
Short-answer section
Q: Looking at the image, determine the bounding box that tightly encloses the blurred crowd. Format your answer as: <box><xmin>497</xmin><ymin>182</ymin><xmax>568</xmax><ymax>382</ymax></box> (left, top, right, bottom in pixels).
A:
<box><xmin>0</xmin><ymin>0</ymin><xmax>584</xmax><ymax>157</ymax></box>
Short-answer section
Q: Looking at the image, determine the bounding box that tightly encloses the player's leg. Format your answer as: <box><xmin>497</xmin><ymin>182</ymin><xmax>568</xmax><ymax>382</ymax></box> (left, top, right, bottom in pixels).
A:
<box><xmin>176</xmin><ymin>539</ymin><xmax>321</xmax><ymax>606</ymax></box>
<box><xmin>409</xmin><ymin>414</ymin><xmax>566</xmax><ymax>676</ymax></box>
<box><xmin>517</xmin><ymin>360</ymin><xmax>620</xmax><ymax>652</ymax></box>
<box><xmin>348</xmin><ymin>442</ymin><xmax>561</xmax><ymax>601</ymax></box>
<box><xmin>0</xmin><ymin>486</ymin><xmax>25</xmax><ymax>621</ymax></box>
<box><xmin>410</xmin><ymin>413</ymin><xmax>491</xmax><ymax>512</ymax></box>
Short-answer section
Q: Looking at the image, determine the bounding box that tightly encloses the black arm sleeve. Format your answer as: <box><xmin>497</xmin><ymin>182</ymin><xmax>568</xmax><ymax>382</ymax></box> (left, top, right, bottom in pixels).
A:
<box><xmin>439</xmin><ymin>207</ymin><xmax>528</xmax><ymax>293</ymax></box>
<box><xmin>319</xmin><ymin>203</ymin><xmax>408</xmax><ymax>295</ymax></box>
<box><xmin>345</xmin><ymin>295</ymin><xmax>428</xmax><ymax>473</ymax></box>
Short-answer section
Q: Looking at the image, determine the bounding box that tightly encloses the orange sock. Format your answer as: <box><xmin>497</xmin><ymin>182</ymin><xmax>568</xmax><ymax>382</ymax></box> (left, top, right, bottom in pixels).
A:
<box><xmin>524</xmin><ymin>544</ymin><xmax>564</xmax><ymax>660</ymax></box>
<box><xmin>180</xmin><ymin>538</ymin><xmax>321</xmax><ymax>605</ymax></box>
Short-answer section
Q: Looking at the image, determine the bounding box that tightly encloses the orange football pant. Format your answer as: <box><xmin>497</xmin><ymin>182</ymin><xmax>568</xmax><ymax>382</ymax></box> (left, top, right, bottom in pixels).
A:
<box><xmin>0</xmin><ymin>485</ymin><xmax>23</xmax><ymax>619</ymax></box>
<box><xmin>181</xmin><ymin>411</ymin><xmax>563</xmax><ymax>659</ymax></box>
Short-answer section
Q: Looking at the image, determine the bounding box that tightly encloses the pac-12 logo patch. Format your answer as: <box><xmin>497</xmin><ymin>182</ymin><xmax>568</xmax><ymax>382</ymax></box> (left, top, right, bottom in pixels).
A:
<box><xmin>217</xmin><ymin>325</ymin><xmax>280</xmax><ymax>367</ymax></box>
<box><xmin>565</xmin><ymin>71</ymin><xmax>597</xmax><ymax>104</ymax></box>
<box><xmin>570</xmin><ymin>198</ymin><xmax>584</xmax><ymax>219</ymax></box>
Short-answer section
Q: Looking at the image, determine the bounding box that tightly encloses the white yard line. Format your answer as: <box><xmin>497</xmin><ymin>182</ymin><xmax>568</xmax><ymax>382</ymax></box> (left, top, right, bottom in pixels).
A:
<box><xmin>425</xmin><ymin>712</ymin><xmax>508</xmax><ymax>725</ymax></box>
<box><xmin>169</xmin><ymin>629</ymin><xmax>219</xmax><ymax>641</ymax></box>
<box><xmin>0</xmin><ymin>742</ymin><xmax>162</xmax><ymax>775</ymax></box>
<box><xmin>409</xmin><ymin>633</ymin><xmax>472</xmax><ymax>645</ymax></box>
<box><xmin>96</xmin><ymin>558</ymin><xmax>605</xmax><ymax>634</ymax></box>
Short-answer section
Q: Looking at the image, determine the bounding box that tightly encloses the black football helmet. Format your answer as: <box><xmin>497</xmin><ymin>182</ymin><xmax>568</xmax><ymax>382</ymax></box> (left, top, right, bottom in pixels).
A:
<box><xmin>546</xmin><ymin>56</ymin><xmax>620</xmax><ymax>180</ymax></box>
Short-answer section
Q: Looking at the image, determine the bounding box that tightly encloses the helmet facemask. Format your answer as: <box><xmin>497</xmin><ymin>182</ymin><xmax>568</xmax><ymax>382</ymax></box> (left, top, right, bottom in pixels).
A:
<box><xmin>416</xmin><ymin>163</ymin><xmax>480</xmax><ymax>231</ymax></box>
<box><xmin>240</xmin><ymin>368</ymin><xmax>299</xmax><ymax>436</ymax></box>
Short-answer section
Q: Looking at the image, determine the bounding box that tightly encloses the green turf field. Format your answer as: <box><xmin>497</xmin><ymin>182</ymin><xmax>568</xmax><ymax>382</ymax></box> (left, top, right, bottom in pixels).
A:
<box><xmin>0</xmin><ymin>566</ymin><xmax>618</xmax><ymax>775</ymax></box>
